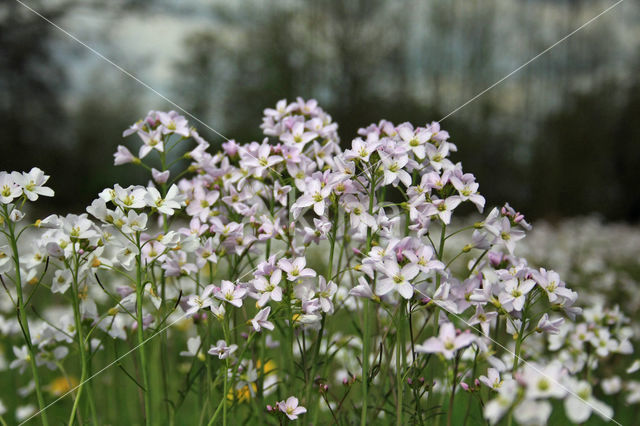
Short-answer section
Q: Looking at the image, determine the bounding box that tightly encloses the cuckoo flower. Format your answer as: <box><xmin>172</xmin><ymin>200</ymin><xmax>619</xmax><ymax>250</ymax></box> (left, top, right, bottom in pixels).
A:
<box><xmin>278</xmin><ymin>257</ymin><xmax>316</xmax><ymax>281</ymax></box>
<box><xmin>415</xmin><ymin>322</ymin><xmax>475</xmax><ymax>359</ymax></box>
<box><xmin>250</xmin><ymin>307</ymin><xmax>274</xmax><ymax>332</ymax></box>
<box><xmin>278</xmin><ymin>396</ymin><xmax>307</xmax><ymax>421</ymax></box>
<box><xmin>376</xmin><ymin>259</ymin><xmax>420</xmax><ymax>299</ymax></box>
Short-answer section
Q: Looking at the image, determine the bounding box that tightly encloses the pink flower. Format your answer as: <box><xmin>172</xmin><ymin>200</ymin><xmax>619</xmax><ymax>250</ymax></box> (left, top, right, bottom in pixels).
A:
<box><xmin>479</xmin><ymin>368</ymin><xmax>503</xmax><ymax>390</ymax></box>
<box><xmin>138</xmin><ymin>129</ymin><xmax>164</xmax><ymax>159</ymax></box>
<box><xmin>208</xmin><ymin>340</ymin><xmax>238</xmax><ymax>359</ymax></box>
<box><xmin>151</xmin><ymin>168</ymin><xmax>170</xmax><ymax>184</ymax></box>
<box><xmin>280</xmin><ymin>121</ymin><xmax>318</xmax><ymax>148</ymax></box>
<box><xmin>215</xmin><ymin>281</ymin><xmax>247</xmax><ymax>308</ymax></box>
<box><xmin>253</xmin><ymin>270</ymin><xmax>283</xmax><ymax>306</ymax></box>
<box><xmin>376</xmin><ymin>259</ymin><xmax>419</xmax><ymax>300</ymax></box>
<box><xmin>415</xmin><ymin>322</ymin><xmax>475</xmax><ymax>359</ymax></box>
<box><xmin>349</xmin><ymin>277</ymin><xmax>379</xmax><ymax>302</ymax></box>
<box><xmin>250</xmin><ymin>307</ymin><xmax>274</xmax><ymax>332</ymax></box>
<box><xmin>278</xmin><ymin>257</ymin><xmax>316</xmax><ymax>281</ymax></box>
<box><xmin>292</xmin><ymin>177</ymin><xmax>332</xmax><ymax>218</ymax></box>
<box><xmin>185</xmin><ymin>285</ymin><xmax>216</xmax><ymax>315</ymax></box>
<box><xmin>157</xmin><ymin>111</ymin><xmax>190</xmax><ymax>137</ymax></box>
<box><xmin>242</xmin><ymin>141</ymin><xmax>283</xmax><ymax>177</ymax></box>
<box><xmin>423</xmin><ymin>197</ymin><xmax>462</xmax><ymax>225</ymax></box>
<box><xmin>114</xmin><ymin>145</ymin><xmax>137</xmax><ymax>166</ymax></box>
<box><xmin>278</xmin><ymin>396</ymin><xmax>307</xmax><ymax>420</ymax></box>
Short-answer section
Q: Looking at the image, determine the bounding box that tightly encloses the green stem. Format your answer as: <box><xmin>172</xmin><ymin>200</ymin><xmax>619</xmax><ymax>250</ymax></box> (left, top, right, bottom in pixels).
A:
<box><xmin>221</xmin><ymin>320</ymin><xmax>232</xmax><ymax>426</ymax></box>
<box><xmin>446</xmin><ymin>353</ymin><xmax>461</xmax><ymax>426</ymax></box>
<box><xmin>506</xmin><ymin>299</ymin><xmax>529</xmax><ymax>426</ymax></box>
<box><xmin>396</xmin><ymin>302</ymin><xmax>406</xmax><ymax>426</ymax></box>
<box><xmin>361</xmin><ymin>169</ymin><xmax>377</xmax><ymax>426</ymax></box>
<box><xmin>432</xmin><ymin>223</ymin><xmax>447</xmax><ymax>343</ymax></box>
<box><xmin>462</xmin><ymin>349</ymin><xmax>479</xmax><ymax>426</ymax></box>
<box><xmin>135</xmin><ymin>234</ymin><xmax>152</xmax><ymax>426</ymax></box>
<box><xmin>68</xmin><ymin>248</ymin><xmax>96</xmax><ymax>426</ymax></box>
<box><xmin>68</xmin><ymin>285</ymin><xmax>87</xmax><ymax>426</ymax></box>
<box><xmin>308</xmin><ymin>200</ymin><xmax>338</xmax><ymax>414</ymax></box>
<box><xmin>4</xmin><ymin>206</ymin><xmax>49</xmax><ymax>426</ymax></box>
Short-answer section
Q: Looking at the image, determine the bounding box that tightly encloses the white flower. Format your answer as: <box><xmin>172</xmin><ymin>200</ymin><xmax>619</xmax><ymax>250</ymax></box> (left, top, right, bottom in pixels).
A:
<box><xmin>151</xmin><ymin>168</ymin><xmax>170</xmax><ymax>184</ymax></box>
<box><xmin>601</xmin><ymin>376</ymin><xmax>622</xmax><ymax>395</ymax></box>
<box><xmin>423</xmin><ymin>197</ymin><xmax>462</xmax><ymax>225</ymax></box>
<box><xmin>110</xmin><ymin>184</ymin><xmax>148</xmax><ymax>209</ymax></box>
<box><xmin>486</xmin><ymin>217</ymin><xmax>525</xmax><ymax>255</ymax></box>
<box><xmin>52</xmin><ymin>269</ymin><xmax>72</xmax><ymax>294</ymax></box>
<box><xmin>627</xmin><ymin>359</ymin><xmax>640</xmax><ymax>374</ymax></box>
<box><xmin>499</xmin><ymin>278</ymin><xmax>535</xmax><ymax>312</ymax></box>
<box><xmin>215</xmin><ymin>281</ymin><xmax>247</xmax><ymax>308</ymax></box>
<box><xmin>253</xmin><ymin>270</ymin><xmax>283</xmax><ymax>307</ymax></box>
<box><xmin>16</xmin><ymin>405</ymin><xmax>36</xmax><ymax>422</ymax></box>
<box><xmin>179</xmin><ymin>336</ymin><xmax>204</xmax><ymax>360</ymax></box>
<box><xmin>513</xmin><ymin>399</ymin><xmax>551</xmax><ymax>426</ymax></box>
<box><xmin>0</xmin><ymin>172</ymin><xmax>22</xmax><ymax>204</ymax></box>
<box><xmin>292</xmin><ymin>178</ymin><xmax>332</xmax><ymax>217</ymax></box>
<box><xmin>138</xmin><ymin>129</ymin><xmax>164</xmax><ymax>158</ymax></box>
<box><xmin>484</xmin><ymin>378</ymin><xmax>518</xmax><ymax>424</ymax></box>
<box><xmin>0</xmin><ymin>245</ymin><xmax>11</xmax><ymax>274</ymax></box>
<box><xmin>380</xmin><ymin>152</ymin><xmax>411</xmax><ymax>187</ymax></box>
<box><xmin>415</xmin><ymin>322</ymin><xmax>475</xmax><ymax>359</ymax></box>
<box><xmin>376</xmin><ymin>259</ymin><xmax>419</xmax><ymax>300</ymax></box>
<box><xmin>12</xmin><ymin>167</ymin><xmax>54</xmax><ymax>201</ymax></box>
<box><xmin>185</xmin><ymin>285</ymin><xmax>215</xmax><ymax>316</ymax></box>
<box><xmin>479</xmin><ymin>368</ymin><xmax>503</xmax><ymax>390</ymax></box>
<box><xmin>520</xmin><ymin>361</ymin><xmax>566</xmax><ymax>400</ymax></box>
<box><xmin>9</xmin><ymin>345</ymin><xmax>31</xmax><ymax>374</ymax></box>
<box><xmin>208</xmin><ymin>340</ymin><xmax>238</xmax><ymax>360</ymax></box>
<box><xmin>121</xmin><ymin>210</ymin><xmax>148</xmax><ymax>234</ymax></box>
<box><xmin>349</xmin><ymin>277</ymin><xmax>379</xmax><ymax>302</ymax></box>
<box><xmin>278</xmin><ymin>257</ymin><xmax>316</xmax><ymax>281</ymax></box>
<box><xmin>563</xmin><ymin>378</ymin><xmax>613</xmax><ymax>423</ymax></box>
<box><xmin>535</xmin><ymin>313</ymin><xmax>564</xmax><ymax>334</ymax></box>
<box><xmin>278</xmin><ymin>396</ymin><xmax>307</xmax><ymax>420</ymax></box>
<box><xmin>316</xmin><ymin>276</ymin><xmax>337</xmax><ymax>313</ymax></box>
<box><xmin>250</xmin><ymin>307</ymin><xmax>274</xmax><ymax>332</ymax></box>
<box><xmin>114</xmin><ymin>145</ymin><xmax>137</xmax><ymax>165</ymax></box>
<box><xmin>145</xmin><ymin>185</ymin><xmax>184</xmax><ymax>216</ymax></box>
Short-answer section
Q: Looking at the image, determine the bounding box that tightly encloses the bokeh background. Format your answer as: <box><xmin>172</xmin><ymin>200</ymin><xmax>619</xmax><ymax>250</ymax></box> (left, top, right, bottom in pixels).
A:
<box><xmin>2</xmin><ymin>0</ymin><xmax>639</xmax><ymax>221</ymax></box>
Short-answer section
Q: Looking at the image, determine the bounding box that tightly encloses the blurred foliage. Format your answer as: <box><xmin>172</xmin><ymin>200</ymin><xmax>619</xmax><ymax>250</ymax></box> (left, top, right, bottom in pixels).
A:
<box><xmin>1</xmin><ymin>0</ymin><xmax>639</xmax><ymax>221</ymax></box>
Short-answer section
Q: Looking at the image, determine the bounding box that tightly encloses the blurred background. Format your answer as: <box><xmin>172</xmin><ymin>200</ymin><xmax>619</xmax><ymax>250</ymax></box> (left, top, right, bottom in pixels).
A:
<box><xmin>1</xmin><ymin>0</ymin><xmax>639</xmax><ymax>221</ymax></box>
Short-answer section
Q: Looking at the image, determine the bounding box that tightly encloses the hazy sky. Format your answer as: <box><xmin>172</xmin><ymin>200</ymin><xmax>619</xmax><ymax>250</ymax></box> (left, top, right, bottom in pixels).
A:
<box><xmin>28</xmin><ymin>0</ymin><xmax>640</xmax><ymax>115</ymax></box>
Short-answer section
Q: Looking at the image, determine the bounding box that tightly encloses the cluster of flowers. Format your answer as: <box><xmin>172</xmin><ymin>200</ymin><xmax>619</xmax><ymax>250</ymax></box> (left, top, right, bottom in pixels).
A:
<box><xmin>519</xmin><ymin>218</ymin><xmax>640</xmax><ymax>410</ymax></box>
<box><xmin>0</xmin><ymin>98</ymin><xmax>635</xmax><ymax>425</ymax></box>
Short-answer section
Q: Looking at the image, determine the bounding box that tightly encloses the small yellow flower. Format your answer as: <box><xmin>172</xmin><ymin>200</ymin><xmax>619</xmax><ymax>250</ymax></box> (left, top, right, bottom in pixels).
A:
<box><xmin>46</xmin><ymin>376</ymin><xmax>79</xmax><ymax>396</ymax></box>
<box><xmin>227</xmin><ymin>383</ymin><xmax>257</xmax><ymax>403</ymax></box>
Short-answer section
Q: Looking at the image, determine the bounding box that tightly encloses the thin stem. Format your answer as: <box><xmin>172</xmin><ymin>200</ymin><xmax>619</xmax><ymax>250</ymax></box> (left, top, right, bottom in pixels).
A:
<box><xmin>396</xmin><ymin>302</ymin><xmax>406</xmax><ymax>426</ymax></box>
<box><xmin>446</xmin><ymin>353</ymin><xmax>461</xmax><ymax>426</ymax></box>
<box><xmin>67</xmin><ymin>283</ymin><xmax>86</xmax><ymax>426</ymax></box>
<box><xmin>506</xmin><ymin>295</ymin><xmax>531</xmax><ymax>426</ymax></box>
<box><xmin>221</xmin><ymin>319</ymin><xmax>233</xmax><ymax>426</ymax></box>
<box><xmin>67</xmin><ymin>247</ymin><xmax>97</xmax><ymax>426</ymax></box>
<box><xmin>3</xmin><ymin>206</ymin><xmax>49</xmax><ymax>426</ymax></box>
<box><xmin>135</xmin><ymin>233</ymin><xmax>152</xmax><ymax>426</ymax></box>
<box><xmin>361</xmin><ymin>167</ymin><xmax>377</xmax><ymax>426</ymax></box>
<box><xmin>308</xmin><ymin>201</ymin><xmax>338</xmax><ymax>419</ymax></box>
<box><xmin>469</xmin><ymin>249</ymin><xmax>489</xmax><ymax>274</ymax></box>
<box><xmin>462</xmin><ymin>349</ymin><xmax>479</xmax><ymax>426</ymax></box>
